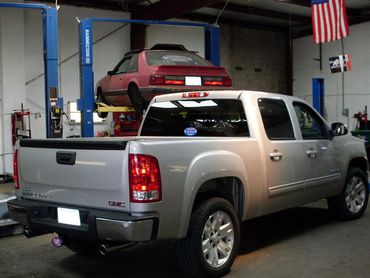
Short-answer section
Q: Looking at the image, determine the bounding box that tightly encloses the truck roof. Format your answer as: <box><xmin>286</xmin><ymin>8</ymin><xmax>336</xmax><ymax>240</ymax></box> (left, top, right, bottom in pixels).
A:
<box><xmin>152</xmin><ymin>90</ymin><xmax>304</xmax><ymax>103</ymax></box>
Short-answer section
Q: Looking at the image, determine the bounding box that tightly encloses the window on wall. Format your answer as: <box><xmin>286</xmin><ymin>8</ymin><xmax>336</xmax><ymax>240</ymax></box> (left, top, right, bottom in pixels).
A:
<box><xmin>293</xmin><ymin>102</ymin><xmax>328</xmax><ymax>140</ymax></box>
<box><xmin>258</xmin><ymin>98</ymin><xmax>295</xmax><ymax>140</ymax></box>
<box><xmin>67</xmin><ymin>102</ymin><xmax>105</xmax><ymax>124</ymax></box>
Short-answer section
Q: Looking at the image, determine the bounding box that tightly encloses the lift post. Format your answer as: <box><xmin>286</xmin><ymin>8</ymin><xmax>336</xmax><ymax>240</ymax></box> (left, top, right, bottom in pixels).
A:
<box><xmin>0</xmin><ymin>2</ymin><xmax>62</xmax><ymax>138</ymax></box>
<box><xmin>78</xmin><ymin>18</ymin><xmax>221</xmax><ymax>137</ymax></box>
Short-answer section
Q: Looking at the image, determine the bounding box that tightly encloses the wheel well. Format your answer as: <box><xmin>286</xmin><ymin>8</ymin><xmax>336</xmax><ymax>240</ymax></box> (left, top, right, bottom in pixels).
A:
<box><xmin>348</xmin><ymin>157</ymin><xmax>368</xmax><ymax>174</ymax></box>
<box><xmin>128</xmin><ymin>82</ymin><xmax>138</xmax><ymax>91</ymax></box>
<box><xmin>193</xmin><ymin>177</ymin><xmax>244</xmax><ymax>220</ymax></box>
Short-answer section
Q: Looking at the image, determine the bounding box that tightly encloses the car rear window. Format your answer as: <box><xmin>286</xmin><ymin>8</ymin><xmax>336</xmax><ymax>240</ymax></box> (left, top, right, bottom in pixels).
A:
<box><xmin>145</xmin><ymin>51</ymin><xmax>211</xmax><ymax>66</ymax></box>
<box><xmin>141</xmin><ymin>99</ymin><xmax>249</xmax><ymax>137</ymax></box>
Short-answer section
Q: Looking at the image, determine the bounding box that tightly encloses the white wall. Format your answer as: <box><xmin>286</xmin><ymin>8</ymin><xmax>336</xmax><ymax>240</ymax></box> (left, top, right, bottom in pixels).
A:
<box><xmin>0</xmin><ymin>5</ymin><xmax>26</xmax><ymax>174</ymax></box>
<box><xmin>0</xmin><ymin>3</ymin><xmax>130</xmax><ymax>174</ymax></box>
<box><xmin>293</xmin><ymin>22</ymin><xmax>370</xmax><ymax>127</ymax></box>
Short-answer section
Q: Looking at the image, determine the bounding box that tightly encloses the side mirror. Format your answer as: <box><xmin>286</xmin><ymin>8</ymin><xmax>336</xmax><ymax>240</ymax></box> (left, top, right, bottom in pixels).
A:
<box><xmin>331</xmin><ymin>122</ymin><xmax>348</xmax><ymax>137</ymax></box>
<box><xmin>107</xmin><ymin>70</ymin><xmax>114</xmax><ymax>76</ymax></box>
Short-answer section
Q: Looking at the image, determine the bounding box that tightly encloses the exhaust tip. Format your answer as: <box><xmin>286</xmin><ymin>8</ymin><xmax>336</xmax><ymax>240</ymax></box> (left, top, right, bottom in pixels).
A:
<box><xmin>23</xmin><ymin>229</ymin><xmax>31</xmax><ymax>238</ymax></box>
<box><xmin>98</xmin><ymin>245</ymin><xmax>108</xmax><ymax>256</ymax></box>
<box><xmin>51</xmin><ymin>236</ymin><xmax>63</xmax><ymax>248</ymax></box>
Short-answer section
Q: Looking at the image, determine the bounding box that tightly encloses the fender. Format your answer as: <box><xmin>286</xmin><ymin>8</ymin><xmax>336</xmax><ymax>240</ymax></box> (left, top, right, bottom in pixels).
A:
<box><xmin>176</xmin><ymin>150</ymin><xmax>249</xmax><ymax>238</ymax></box>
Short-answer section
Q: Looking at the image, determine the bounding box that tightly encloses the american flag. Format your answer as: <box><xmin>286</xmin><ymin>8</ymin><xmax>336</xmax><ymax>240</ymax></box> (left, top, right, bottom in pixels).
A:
<box><xmin>311</xmin><ymin>0</ymin><xmax>349</xmax><ymax>44</ymax></box>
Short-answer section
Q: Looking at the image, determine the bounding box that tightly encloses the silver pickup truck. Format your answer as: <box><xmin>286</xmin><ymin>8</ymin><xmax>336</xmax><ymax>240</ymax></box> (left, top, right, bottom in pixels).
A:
<box><xmin>8</xmin><ymin>90</ymin><xmax>368</xmax><ymax>277</ymax></box>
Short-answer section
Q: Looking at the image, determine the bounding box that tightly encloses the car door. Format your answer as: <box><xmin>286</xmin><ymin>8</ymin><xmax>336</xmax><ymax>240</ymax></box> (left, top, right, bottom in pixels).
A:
<box><xmin>104</xmin><ymin>56</ymin><xmax>132</xmax><ymax>104</ymax></box>
<box><xmin>258</xmin><ymin>98</ymin><xmax>309</xmax><ymax>214</ymax></box>
<box><xmin>292</xmin><ymin>101</ymin><xmax>342</xmax><ymax>202</ymax></box>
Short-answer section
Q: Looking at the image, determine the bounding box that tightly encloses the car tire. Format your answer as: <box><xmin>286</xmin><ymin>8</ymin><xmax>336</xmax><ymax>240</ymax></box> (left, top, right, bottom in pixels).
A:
<box><xmin>128</xmin><ymin>84</ymin><xmax>147</xmax><ymax>114</ymax></box>
<box><xmin>175</xmin><ymin>197</ymin><xmax>240</xmax><ymax>277</ymax></box>
<box><xmin>328</xmin><ymin>167</ymin><xmax>369</xmax><ymax>221</ymax></box>
<box><xmin>96</xmin><ymin>90</ymin><xmax>108</xmax><ymax>119</ymax></box>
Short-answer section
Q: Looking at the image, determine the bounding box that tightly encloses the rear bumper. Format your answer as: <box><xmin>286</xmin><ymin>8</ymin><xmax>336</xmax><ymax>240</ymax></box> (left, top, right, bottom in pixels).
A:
<box><xmin>7</xmin><ymin>199</ymin><xmax>158</xmax><ymax>243</ymax></box>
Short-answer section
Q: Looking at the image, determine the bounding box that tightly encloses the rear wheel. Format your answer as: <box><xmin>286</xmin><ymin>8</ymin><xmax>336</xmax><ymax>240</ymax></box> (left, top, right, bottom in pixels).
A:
<box><xmin>175</xmin><ymin>197</ymin><xmax>240</xmax><ymax>277</ymax></box>
<box><xmin>328</xmin><ymin>167</ymin><xmax>369</xmax><ymax>220</ymax></box>
<box><xmin>128</xmin><ymin>84</ymin><xmax>147</xmax><ymax>114</ymax></box>
<box><xmin>96</xmin><ymin>89</ymin><xmax>108</xmax><ymax>119</ymax></box>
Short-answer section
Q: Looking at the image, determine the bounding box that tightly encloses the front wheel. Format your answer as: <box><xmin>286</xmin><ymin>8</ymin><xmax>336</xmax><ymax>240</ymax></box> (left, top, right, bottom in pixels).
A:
<box><xmin>328</xmin><ymin>167</ymin><xmax>369</xmax><ymax>220</ymax></box>
<box><xmin>175</xmin><ymin>197</ymin><xmax>240</xmax><ymax>277</ymax></box>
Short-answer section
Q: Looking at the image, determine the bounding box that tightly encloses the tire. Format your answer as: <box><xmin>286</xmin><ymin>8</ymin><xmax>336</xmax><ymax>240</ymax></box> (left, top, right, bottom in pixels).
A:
<box><xmin>328</xmin><ymin>167</ymin><xmax>369</xmax><ymax>221</ymax></box>
<box><xmin>175</xmin><ymin>197</ymin><xmax>240</xmax><ymax>277</ymax></box>
<box><xmin>128</xmin><ymin>84</ymin><xmax>147</xmax><ymax>114</ymax></box>
<box><xmin>96</xmin><ymin>90</ymin><xmax>108</xmax><ymax>119</ymax></box>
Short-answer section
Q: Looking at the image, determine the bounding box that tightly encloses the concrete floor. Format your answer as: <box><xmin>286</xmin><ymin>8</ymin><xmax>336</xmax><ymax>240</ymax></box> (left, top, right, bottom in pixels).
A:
<box><xmin>1</xmin><ymin>183</ymin><xmax>370</xmax><ymax>277</ymax></box>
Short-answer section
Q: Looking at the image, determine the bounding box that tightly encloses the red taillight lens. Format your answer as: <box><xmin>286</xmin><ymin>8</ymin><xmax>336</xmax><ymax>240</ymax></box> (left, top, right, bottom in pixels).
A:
<box><xmin>203</xmin><ymin>80</ymin><xmax>223</xmax><ymax>86</ymax></box>
<box><xmin>222</xmin><ymin>76</ymin><xmax>232</xmax><ymax>87</ymax></box>
<box><xmin>203</xmin><ymin>77</ymin><xmax>232</xmax><ymax>87</ymax></box>
<box><xmin>150</xmin><ymin>75</ymin><xmax>185</xmax><ymax>86</ymax></box>
<box><xmin>165</xmin><ymin>79</ymin><xmax>184</xmax><ymax>85</ymax></box>
<box><xmin>150</xmin><ymin>75</ymin><xmax>165</xmax><ymax>85</ymax></box>
<box><xmin>13</xmin><ymin>149</ymin><xmax>20</xmax><ymax>190</ymax></box>
<box><xmin>129</xmin><ymin>154</ymin><xmax>161</xmax><ymax>203</ymax></box>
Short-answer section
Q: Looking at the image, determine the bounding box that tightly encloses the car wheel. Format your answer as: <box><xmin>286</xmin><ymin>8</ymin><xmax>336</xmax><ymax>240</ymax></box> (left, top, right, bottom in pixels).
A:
<box><xmin>128</xmin><ymin>84</ymin><xmax>147</xmax><ymax>114</ymax></box>
<box><xmin>175</xmin><ymin>197</ymin><xmax>240</xmax><ymax>277</ymax></box>
<box><xmin>96</xmin><ymin>90</ymin><xmax>108</xmax><ymax>119</ymax></box>
<box><xmin>328</xmin><ymin>167</ymin><xmax>369</xmax><ymax>221</ymax></box>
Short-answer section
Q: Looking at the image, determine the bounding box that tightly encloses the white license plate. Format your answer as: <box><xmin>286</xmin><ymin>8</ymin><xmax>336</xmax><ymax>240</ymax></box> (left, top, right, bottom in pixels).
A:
<box><xmin>185</xmin><ymin>76</ymin><xmax>201</xmax><ymax>86</ymax></box>
<box><xmin>57</xmin><ymin>207</ymin><xmax>81</xmax><ymax>226</ymax></box>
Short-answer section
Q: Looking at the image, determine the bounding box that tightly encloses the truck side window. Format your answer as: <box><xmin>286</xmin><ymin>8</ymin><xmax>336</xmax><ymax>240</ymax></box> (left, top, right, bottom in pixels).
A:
<box><xmin>293</xmin><ymin>102</ymin><xmax>329</xmax><ymax>139</ymax></box>
<box><xmin>258</xmin><ymin>98</ymin><xmax>295</xmax><ymax>140</ymax></box>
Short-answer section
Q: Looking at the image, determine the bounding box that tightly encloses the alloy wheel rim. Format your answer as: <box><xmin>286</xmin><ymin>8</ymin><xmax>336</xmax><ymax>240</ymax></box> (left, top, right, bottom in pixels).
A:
<box><xmin>202</xmin><ymin>211</ymin><xmax>234</xmax><ymax>268</ymax></box>
<box><xmin>345</xmin><ymin>176</ymin><xmax>366</xmax><ymax>213</ymax></box>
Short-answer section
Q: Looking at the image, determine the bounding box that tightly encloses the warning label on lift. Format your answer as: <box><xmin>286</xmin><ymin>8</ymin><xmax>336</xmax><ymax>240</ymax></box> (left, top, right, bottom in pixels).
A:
<box><xmin>85</xmin><ymin>29</ymin><xmax>91</xmax><ymax>64</ymax></box>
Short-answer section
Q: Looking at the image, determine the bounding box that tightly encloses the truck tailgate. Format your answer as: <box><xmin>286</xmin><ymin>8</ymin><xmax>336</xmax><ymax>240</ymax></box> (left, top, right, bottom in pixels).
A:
<box><xmin>17</xmin><ymin>139</ymin><xmax>131</xmax><ymax>212</ymax></box>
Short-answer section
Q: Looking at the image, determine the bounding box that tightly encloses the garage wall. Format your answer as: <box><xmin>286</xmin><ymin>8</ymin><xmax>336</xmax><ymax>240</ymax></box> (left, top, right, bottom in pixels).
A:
<box><xmin>0</xmin><ymin>3</ymin><xmax>130</xmax><ymax>174</ymax></box>
<box><xmin>146</xmin><ymin>24</ymin><xmax>205</xmax><ymax>57</ymax></box>
<box><xmin>0</xmin><ymin>5</ymin><xmax>26</xmax><ymax>174</ymax></box>
<box><xmin>293</xmin><ymin>22</ymin><xmax>370</xmax><ymax>126</ymax></box>
<box><xmin>221</xmin><ymin>24</ymin><xmax>289</xmax><ymax>94</ymax></box>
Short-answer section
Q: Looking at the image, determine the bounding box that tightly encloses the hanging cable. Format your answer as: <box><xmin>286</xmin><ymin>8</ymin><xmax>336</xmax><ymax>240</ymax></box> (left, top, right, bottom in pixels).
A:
<box><xmin>215</xmin><ymin>0</ymin><xmax>230</xmax><ymax>25</ymax></box>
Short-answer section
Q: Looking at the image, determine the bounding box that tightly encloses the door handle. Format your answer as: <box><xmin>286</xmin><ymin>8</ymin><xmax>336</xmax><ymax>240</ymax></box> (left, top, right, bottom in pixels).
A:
<box><xmin>306</xmin><ymin>149</ymin><xmax>318</xmax><ymax>159</ymax></box>
<box><xmin>270</xmin><ymin>151</ymin><xmax>283</xmax><ymax>161</ymax></box>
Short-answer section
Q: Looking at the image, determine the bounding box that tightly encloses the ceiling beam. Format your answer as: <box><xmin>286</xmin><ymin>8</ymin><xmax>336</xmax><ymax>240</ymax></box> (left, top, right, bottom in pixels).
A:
<box><xmin>132</xmin><ymin>0</ymin><xmax>223</xmax><ymax>20</ymax></box>
<box><xmin>210</xmin><ymin>2</ymin><xmax>311</xmax><ymax>24</ymax></box>
<box><xmin>179</xmin><ymin>13</ymin><xmax>290</xmax><ymax>33</ymax></box>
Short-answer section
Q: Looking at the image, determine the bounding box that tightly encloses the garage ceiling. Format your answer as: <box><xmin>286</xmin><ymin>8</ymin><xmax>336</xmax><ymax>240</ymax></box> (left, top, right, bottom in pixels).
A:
<box><xmin>30</xmin><ymin>0</ymin><xmax>370</xmax><ymax>38</ymax></box>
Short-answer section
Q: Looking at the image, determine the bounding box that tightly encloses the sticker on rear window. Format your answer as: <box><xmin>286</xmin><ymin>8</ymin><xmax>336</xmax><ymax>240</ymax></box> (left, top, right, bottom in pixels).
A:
<box><xmin>163</xmin><ymin>55</ymin><xmax>193</xmax><ymax>63</ymax></box>
<box><xmin>184</xmin><ymin>127</ymin><xmax>197</xmax><ymax>136</ymax></box>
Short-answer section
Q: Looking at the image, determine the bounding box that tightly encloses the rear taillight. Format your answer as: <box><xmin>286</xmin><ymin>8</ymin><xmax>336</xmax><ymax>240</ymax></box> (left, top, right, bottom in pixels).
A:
<box><xmin>129</xmin><ymin>154</ymin><xmax>162</xmax><ymax>203</ymax></box>
<box><xmin>13</xmin><ymin>149</ymin><xmax>20</xmax><ymax>190</ymax></box>
<box><xmin>150</xmin><ymin>75</ymin><xmax>185</xmax><ymax>86</ymax></box>
<box><xmin>203</xmin><ymin>76</ymin><xmax>232</xmax><ymax>87</ymax></box>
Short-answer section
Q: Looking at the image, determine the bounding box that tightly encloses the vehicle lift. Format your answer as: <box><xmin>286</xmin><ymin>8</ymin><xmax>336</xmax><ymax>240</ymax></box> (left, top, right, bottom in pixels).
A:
<box><xmin>0</xmin><ymin>2</ymin><xmax>63</xmax><ymax>138</ymax></box>
<box><xmin>0</xmin><ymin>2</ymin><xmax>62</xmax><ymax>235</ymax></box>
<box><xmin>78</xmin><ymin>18</ymin><xmax>221</xmax><ymax>137</ymax></box>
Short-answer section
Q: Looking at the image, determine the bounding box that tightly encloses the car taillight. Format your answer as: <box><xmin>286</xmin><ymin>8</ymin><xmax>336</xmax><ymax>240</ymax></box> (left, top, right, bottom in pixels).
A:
<box><xmin>203</xmin><ymin>77</ymin><xmax>232</xmax><ymax>87</ymax></box>
<box><xmin>13</xmin><ymin>149</ymin><xmax>20</xmax><ymax>190</ymax></box>
<box><xmin>150</xmin><ymin>75</ymin><xmax>165</xmax><ymax>85</ymax></box>
<box><xmin>150</xmin><ymin>75</ymin><xmax>185</xmax><ymax>86</ymax></box>
<box><xmin>129</xmin><ymin>154</ymin><xmax>162</xmax><ymax>203</ymax></box>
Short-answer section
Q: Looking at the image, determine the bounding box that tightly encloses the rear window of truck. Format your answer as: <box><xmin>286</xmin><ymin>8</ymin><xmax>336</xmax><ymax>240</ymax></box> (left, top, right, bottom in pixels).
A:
<box><xmin>141</xmin><ymin>99</ymin><xmax>249</xmax><ymax>137</ymax></box>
